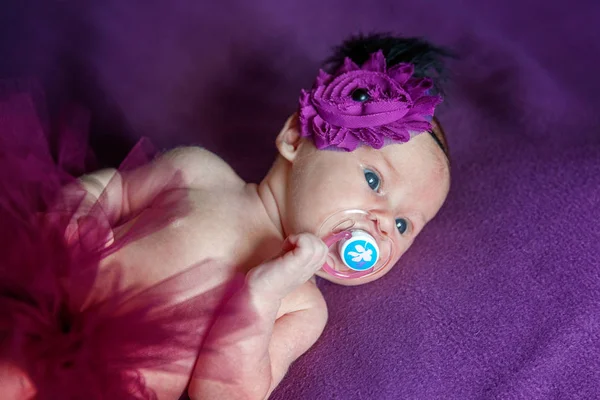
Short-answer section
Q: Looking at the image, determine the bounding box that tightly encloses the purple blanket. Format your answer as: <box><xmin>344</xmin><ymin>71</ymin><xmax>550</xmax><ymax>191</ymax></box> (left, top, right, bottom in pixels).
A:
<box><xmin>2</xmin><ymin>0</ymin><xmax>600</xmax><ymax>398</ymax></box>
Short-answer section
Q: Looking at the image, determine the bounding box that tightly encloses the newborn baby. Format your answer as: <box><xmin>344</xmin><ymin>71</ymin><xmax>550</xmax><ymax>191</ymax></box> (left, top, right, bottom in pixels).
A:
<box><xmin>1</xmin><ymin>33</ymin><xmax>451</xmax><ymax>399</ymax></box>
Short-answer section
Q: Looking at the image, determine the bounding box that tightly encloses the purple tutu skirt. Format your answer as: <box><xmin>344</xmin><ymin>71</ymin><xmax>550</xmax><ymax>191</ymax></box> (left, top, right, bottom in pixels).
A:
<box><xmin>0</xmin><ymin>81</ymin><xmax>237</xmax><ymax>399</ymax></box>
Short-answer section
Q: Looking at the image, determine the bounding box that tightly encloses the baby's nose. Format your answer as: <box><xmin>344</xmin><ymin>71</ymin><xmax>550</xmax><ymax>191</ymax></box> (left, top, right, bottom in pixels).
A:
<box><xmin>369</xmin><ymin>209</ymin><xmax>395</xmax><ymax>237</ymax></box>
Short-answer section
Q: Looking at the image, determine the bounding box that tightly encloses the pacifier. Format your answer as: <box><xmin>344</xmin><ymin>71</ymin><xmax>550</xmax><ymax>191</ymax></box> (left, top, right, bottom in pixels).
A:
<box><xmin>317</xmin><ymin>209</ymin><xmax>396</xmax><ymax>280</ymax></box>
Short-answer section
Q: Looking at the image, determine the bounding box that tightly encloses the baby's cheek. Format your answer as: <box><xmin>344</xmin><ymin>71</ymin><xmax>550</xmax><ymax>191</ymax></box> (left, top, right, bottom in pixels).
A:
<box><xmin>291</xmin><ymin>203</ymin><xmax>331</xmax><ymax>236</ymax></box>
<box><xmin>393</xmin><ymin>237</ymin><xmax>416</xmax><ymax>263</ymax></box>
<box><xmin>424</xmin><ymin>172</ymin><xmax>451</xmax><ymax>208</ymax></box>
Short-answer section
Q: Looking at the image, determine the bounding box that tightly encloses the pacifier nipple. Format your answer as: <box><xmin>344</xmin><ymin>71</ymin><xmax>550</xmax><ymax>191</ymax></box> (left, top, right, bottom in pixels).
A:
<box><xmin>317</xmin><ymin>209</ymin><xmax>396</xmax><ymax>280</ymax></box>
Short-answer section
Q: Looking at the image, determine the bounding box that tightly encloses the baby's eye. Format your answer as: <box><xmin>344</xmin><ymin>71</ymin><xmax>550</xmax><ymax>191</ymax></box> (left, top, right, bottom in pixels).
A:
<box><xmin>395</xmin><ymin>218</ymin><xmax>409</xmax><ymax>234</ymax></box>
<box><xmin>364</xmin><ymin>169</ymin><xmax>380</xmax><ymax>192</ymax></box>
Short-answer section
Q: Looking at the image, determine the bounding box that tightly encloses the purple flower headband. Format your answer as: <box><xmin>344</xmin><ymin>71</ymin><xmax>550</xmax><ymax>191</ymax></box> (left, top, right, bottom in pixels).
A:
<box><xmin>299</xmin><ymin>50</ymin><xmax>442</xmax><ymax>151</ymax></box>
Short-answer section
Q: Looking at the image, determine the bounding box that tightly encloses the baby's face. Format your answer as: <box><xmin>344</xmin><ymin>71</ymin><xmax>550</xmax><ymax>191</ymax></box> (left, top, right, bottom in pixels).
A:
<box><xmin>280</xmin><ymin>125</ymin><xmax>450</xmax><ymax>286</ymax></box>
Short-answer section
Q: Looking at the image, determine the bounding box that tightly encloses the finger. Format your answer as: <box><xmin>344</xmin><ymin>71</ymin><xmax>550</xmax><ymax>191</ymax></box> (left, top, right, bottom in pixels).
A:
<box><xmin>280</xmin><ymin>235</ymin><xmax>296</xmax><ymax>253</ymax></box>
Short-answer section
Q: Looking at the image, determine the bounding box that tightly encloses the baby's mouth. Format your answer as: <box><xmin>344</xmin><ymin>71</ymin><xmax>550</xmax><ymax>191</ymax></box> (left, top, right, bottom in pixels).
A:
<box><xmin>317</xmin><ymin>209</ymin><xmax>394</xmax><ymax>281</ymax></box>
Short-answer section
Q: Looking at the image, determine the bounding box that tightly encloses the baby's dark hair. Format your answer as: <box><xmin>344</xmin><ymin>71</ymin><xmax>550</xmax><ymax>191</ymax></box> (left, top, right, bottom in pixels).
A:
<box><xmin>324</xmin><ymin>33</ymin><xmax>453</xmax><ymax>155</ymax></box>
<box><xmin>324</xmin><ymin>33</ymin><xmax>453</xmax><ymax>96</ymax></box>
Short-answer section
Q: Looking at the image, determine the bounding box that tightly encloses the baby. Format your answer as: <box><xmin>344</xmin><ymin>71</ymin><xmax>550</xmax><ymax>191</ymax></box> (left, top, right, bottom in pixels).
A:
<box><xmin>1</xmin><ymin>33</ymin><xmax>451</xmax><ymax>399</ymax></box>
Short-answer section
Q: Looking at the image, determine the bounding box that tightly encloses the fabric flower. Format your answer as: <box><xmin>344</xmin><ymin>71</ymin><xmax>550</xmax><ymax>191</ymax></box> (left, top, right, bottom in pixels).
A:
<box><xmin>298</xmin><ymin>50</ymin><xmax>442</xmax><ymax>151</ymax></box>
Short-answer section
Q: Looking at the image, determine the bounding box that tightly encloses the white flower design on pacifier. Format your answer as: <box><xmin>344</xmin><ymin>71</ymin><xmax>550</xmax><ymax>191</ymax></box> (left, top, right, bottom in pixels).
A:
<box><xmin>339</xmin><ymin>230</ymin><xmax>379</xmax><ymax>271</ymax></box>
<box><xmin>317</xmin><ymin>209</ymin><xmax>396</xmax><ymax>280</ymax></box>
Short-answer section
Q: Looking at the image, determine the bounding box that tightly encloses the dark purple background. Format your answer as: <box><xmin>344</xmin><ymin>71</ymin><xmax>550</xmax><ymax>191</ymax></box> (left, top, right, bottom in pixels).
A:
<box><xmin>2</xmin><ymin>1</ymin><xmax>600</xmax><ymax>399</ymax></box>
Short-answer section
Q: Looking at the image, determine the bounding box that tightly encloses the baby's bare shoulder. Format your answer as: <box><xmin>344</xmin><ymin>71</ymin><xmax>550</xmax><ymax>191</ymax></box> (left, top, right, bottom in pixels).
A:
<box><xmin>160</xmin><ymin>146</ymin><xmax>245</xmax><ymax>189</ymax></box>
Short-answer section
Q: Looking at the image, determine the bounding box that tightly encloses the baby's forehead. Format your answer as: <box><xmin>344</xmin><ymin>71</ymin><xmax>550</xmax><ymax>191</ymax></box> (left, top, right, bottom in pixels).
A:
<box><xmin>366</xmin><ymin>135</ymin><xmax>448</xmax><ymax>177</ymax></box>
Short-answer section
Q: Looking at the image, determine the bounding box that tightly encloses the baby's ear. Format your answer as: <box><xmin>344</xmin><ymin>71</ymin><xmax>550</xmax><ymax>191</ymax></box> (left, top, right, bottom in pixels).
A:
<box><xmin>276</xmin><ymin>113</ymin><xmax>302</xmax><ymax>161</ymax></box>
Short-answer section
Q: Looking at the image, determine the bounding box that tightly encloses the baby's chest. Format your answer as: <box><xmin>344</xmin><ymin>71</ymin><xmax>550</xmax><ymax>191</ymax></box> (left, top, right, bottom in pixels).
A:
<box><xmin>114</xmin><ymin>188</ymin><xmax>278</xmax><ymax>286</ymax></box>
<box><xmin>173</xmin><ymin>190</ymin><xmax>280</xmax><ymax>265</ymax></box>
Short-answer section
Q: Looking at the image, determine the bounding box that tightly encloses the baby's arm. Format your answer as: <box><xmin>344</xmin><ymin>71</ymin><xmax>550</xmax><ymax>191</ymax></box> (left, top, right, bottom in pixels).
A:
<box><xmin>188</xmin><ymin>233</ymin><xmax>329</xmax><ymax>400</ymax></box>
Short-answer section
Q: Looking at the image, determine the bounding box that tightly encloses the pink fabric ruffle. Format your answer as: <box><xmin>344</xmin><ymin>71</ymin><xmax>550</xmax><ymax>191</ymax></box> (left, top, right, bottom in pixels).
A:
<box><xmin>0</xmin><ymin>81</ymin><xmax>242</xmax><ymax>399</ymax></box>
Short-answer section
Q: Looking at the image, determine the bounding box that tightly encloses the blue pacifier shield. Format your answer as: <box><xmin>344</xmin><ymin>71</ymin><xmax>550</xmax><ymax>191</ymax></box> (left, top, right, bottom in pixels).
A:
<box><xmin>339</xmin><ymin>230</ymin><xmax>380</xmax><ymax>271</ymax></box>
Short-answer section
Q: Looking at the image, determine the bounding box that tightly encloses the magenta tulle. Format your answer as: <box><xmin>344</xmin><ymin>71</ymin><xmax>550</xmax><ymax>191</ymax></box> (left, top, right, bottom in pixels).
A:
<box><xmin>0</xmin><ymin>81</ymin><xmax>231</xmax><ymax>399</ymax></box>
